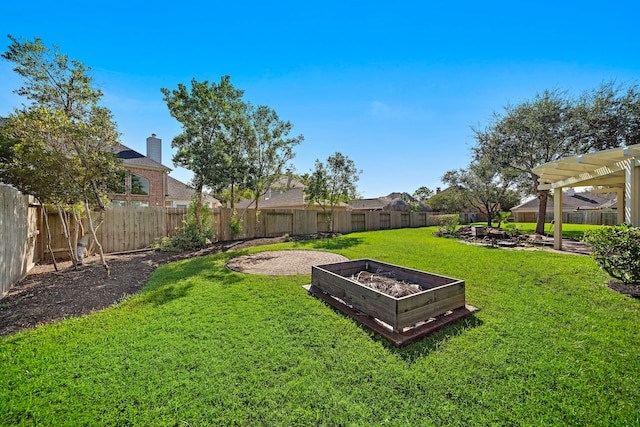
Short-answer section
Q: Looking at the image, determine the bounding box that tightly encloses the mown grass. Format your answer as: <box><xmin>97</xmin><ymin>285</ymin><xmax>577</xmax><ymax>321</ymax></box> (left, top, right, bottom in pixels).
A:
<box><xmin>1</xmin><ymin>228</ymin><xmax>639</xmax><ymax>426</ymax></box>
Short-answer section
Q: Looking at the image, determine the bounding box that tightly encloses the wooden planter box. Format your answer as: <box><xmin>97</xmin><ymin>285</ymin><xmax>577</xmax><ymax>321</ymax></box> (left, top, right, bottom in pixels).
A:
<box><xmin>311</xmin><ymin>259</ymin><xmax>466</xmax><ymax>333</ymax></box>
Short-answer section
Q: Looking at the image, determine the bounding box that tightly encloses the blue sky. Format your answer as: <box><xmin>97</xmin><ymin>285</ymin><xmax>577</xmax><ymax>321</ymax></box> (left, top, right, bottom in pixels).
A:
<box><xmin>1</xmin><ymin>1</ymin><xmax>638</xmax><ymax>198</ymax></box>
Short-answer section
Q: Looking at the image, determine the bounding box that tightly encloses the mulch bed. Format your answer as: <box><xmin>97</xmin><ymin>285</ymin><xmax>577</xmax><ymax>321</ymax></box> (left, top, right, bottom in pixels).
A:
<box><xmin>0</xmin><ymin>236</ymin><xmax>320</xmax><ymax>336</ymax></box>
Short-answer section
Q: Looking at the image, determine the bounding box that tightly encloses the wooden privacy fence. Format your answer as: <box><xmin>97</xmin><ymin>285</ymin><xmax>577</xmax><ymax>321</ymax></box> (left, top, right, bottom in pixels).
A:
<box><xmin>0</xmin><ymin>185</ymin><xmax>39</xmax><ymax>297</ymax></box>
<box><xmin>40</xmin><ymin>208</ymin><xmax>443</xmax><ymax>259</ymax></box>
<box><xmin>43</xmin><ymin>206</ymin><xmax>188</xmax><ymax>259</ymax></box>
<box><xmin>512</xmin><ymin>211</ymin><xmax>619</xmax><ymax>226</ymax></box>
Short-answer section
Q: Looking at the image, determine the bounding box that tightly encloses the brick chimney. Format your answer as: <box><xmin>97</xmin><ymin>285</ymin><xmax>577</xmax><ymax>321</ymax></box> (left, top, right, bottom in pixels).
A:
<box><xmin>436</xmin><ymin>187</ymin><xmax>441</xmax><ymax>194</ymax></box>
<box><xmin>146</xmin><ymin>134</ymin><xmax>162</xmax><ymax>165</ymax></box>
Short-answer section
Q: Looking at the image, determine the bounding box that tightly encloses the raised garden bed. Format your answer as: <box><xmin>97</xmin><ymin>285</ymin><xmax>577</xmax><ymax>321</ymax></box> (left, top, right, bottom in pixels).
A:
<box><xmin>306</xmin><ymin>259</ymin><xmax>478</xmax><ymax>346</ymax></box>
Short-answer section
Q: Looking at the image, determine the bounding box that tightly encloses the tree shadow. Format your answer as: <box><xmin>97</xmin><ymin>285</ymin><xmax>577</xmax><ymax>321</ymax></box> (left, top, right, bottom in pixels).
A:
<box><xmin>296</xmin><ymin>236</ymin><xmax>365</xmax><ymax>250</ymax></box>
<box><xmin>137</xmin><ymin>254</ymin><xmax>245</xmax><ymax>306</ymax></box>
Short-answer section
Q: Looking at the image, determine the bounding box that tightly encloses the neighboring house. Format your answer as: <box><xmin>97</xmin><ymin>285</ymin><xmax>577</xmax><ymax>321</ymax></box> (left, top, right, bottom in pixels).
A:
<box><xmin>110</xmin><ymin>134</ymin><xmax>219</xmax><ymax>208</ymax></box>
<box><xmin>108</xmin><ymin>135</ymin><xmax>170</xmax><ymax>207</ymax></box>
<box><xmin>351</xmin><ymin>192</ymin><xmax>430</xmax><ymax>212</ymax></box>
<box><xmin>235</xmin><ymin>175</ymin><xmax>349</xmax><ymax>210</ymax></box>
<box><xmin>510</xmin><ymin>190</ymin><xmax>617</xmax><ymax>222</ymax></box>
<box><xmin>165</xmin><ymin>175</ymin><xmax>220</xmax><ymax>209</ymax></box>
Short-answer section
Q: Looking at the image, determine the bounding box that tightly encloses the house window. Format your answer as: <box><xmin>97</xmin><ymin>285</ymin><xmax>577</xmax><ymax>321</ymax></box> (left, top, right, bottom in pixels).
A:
<box><xmin>131</xmin><ymin>174</ymin><xmax>149</xmax><ymax>195</ymax></box>
<box><xmin>113</xmin><ymin>170</ymin><xmax>127</xmax><ymax>195</ymax></box>
<box><xmin>176</xmin><ymin>204</ymin><xmax>188</xmax><ymax>208</ymax></box>
<box><xmin>109</xmin><ymin>200</ymin><xmax>126</xmax><ymax>207</ymax></box>
<box><xmin>131</xmin><ymin>201</ymin><xmax>149</xmax><ymax>207</ymax></box>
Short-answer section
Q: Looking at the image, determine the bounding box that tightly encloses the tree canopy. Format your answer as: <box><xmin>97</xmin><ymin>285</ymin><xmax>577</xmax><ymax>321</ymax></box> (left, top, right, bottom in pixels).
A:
<box><xmin>302</xmin><ymin>152</ymin><xmax>361</xmax><ymax>233</ymax></box>
<box><xmin>0</xmin><ymin>35</ymin><xmax>122</xmax><ymax>274</ymax></box>
<box><xmin>473</xmin><ymin>83</ymin><xmax>640</xmax><ymax>234</ymax></box>
<box><xmin>442</xmin><ymin>158</ymin><xmax>521</xmax><ymax>226</ymax></box>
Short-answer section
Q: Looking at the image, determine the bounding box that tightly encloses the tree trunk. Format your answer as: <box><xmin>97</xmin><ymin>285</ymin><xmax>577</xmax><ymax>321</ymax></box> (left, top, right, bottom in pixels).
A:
<box><xmin>56</xmin><ymin>204</ymin><xmax>77</xmax><ymax>269</ymax></box>
<box><xmin>41</xmin><ymin>203</ymin><xmax>58</xmax><ymax>271</ymax></box>
<box><xmin>535</xmin><ymin>190</ymin><xmax>549</xmax><ymax>234</ymax></box>
<box><xmin>195</xmin><ymin>184</ymin><xmax>204</xmax><ymax>233</ymax></box>
<box><xmin>85</xmin><ymin>200</ymin><xmax>110</xmax><ymax>278</ymax></box>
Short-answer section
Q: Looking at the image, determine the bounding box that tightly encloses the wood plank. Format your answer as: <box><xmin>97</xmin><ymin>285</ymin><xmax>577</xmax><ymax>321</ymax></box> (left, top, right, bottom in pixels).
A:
<box><xmin>305</xmin><ymin>284</ymin><xmax>479</xmax><ymax>347</ymax></box>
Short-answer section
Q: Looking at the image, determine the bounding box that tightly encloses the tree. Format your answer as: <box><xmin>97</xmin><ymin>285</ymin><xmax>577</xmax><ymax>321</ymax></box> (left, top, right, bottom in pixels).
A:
<box><xmin>424</xmin><ymin>186</ymin><xmax>470</xmax><ymax>213</ymax></box>
<box><xmin>473</xmin><ymin>84</ymin><xmax>640</xmax><ymax>234</ymax></box>
<box><xmin>1</xmin><ymin>36</ymin><xmax>122</xmax><ymax>276</ymax></box>
<box><xmin>161</xmin><ymin>76</ymin><xmax>247</xmax><ymax>229</ymax></box>
<box><xmin>302</xmin><ymin>152</ymin><xmax>361</xmax><ymax>233</ymax></box>
<box><xmin>412</xmin><ymin>186</ymin><xmax>434</xmax><ymax>201</ymax></box>
<box><xmin>245</xmin><ymin>104</ymin><xmax>303</xmax><ymax>211</ymax></box>
<box><xmin>442</xmin><ymin>158</ymin><xmax>521</xmax><ymax>226</ymax></box>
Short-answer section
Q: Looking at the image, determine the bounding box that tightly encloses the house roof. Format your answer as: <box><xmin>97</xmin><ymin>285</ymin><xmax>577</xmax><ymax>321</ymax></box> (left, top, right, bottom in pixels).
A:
<box><xmin>111</xmin><ymin>144</ymin><xmax>171</xmax><ymax>171</ymax></box>
<box><xmin>236</xmin><ymin>187</ymin><xmax>306</xmax><ymax>209</ymax></box>
<box><xmin>165</xmin><ymin>175</ymin><xmax>219</xmax><ymax>205</ymax></box>
<box><xmin>511</xmin><ymin>191</ymin><xmax>616</xmax><ymax>211</ymax></box>
<box><xmin>350</xmin><ymin>198</ymin><xmax>389</xmax><ymax>210</ymax></box>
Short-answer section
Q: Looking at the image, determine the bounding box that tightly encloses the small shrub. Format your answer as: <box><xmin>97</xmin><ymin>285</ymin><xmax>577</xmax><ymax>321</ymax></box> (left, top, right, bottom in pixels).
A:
<box><xmin>435</xmin><ymin>214</ymin><xmax>460</xmax><ymax>235</ymax></box>
<box><xmin>229</xmin><ymin>210</ymin><xmax>243</xmax><ymax>239</ymax></box>
<box><xmin>583</xmin><ymin>223</ymin><xmax>640</xmax><ymax>285</ymax></box>
<box><xmin>504</xmin><ymin>223</ymin><xmax>521</xmax><ymax>238</ymax></box>
<box><xmin>161</xmin><ymin>199</ymin><xmax>215</xmax><ymax>251</ymax></box>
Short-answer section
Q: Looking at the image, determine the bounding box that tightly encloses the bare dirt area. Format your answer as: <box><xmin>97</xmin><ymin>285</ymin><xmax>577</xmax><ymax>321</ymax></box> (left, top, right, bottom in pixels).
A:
<box><xmin>0</xmin><ymin>235</ymin><xmax>331</xmax><ymax>336</ymax></box>
<box><xmin>226</xmin><ymin>250</ymin><xmax>349</xmax><ymax>275</ymax></box>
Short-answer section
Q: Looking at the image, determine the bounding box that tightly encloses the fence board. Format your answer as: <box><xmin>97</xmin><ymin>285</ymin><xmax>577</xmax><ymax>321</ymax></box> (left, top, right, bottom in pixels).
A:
<box><xmin>0</xmin><ymin>185</ymin><xmax>39</xmax><ymax>296</ymax></box>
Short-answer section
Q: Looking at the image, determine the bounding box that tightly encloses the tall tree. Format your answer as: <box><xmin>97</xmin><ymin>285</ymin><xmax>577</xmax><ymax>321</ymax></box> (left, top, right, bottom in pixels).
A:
<box><xmin>442</xmin><ymin>158</ymin><xmax>521</xmax><ymax>226</ymax></box>
<box><xmin>473</xmin><ymin>84</ymin><xmax>639</xmax><ymax>234</ymax></box>
<box><xmin>161</xmin><ymin>76</ymin><xmax>247</xmax><ymax>229</ymax></box>
<box><xmin>1</xmin><ymin>36</ymin><xmax>122</xmax><ymax>275</ymax></box>
<box><xmin>302</xmin><ymin>152</ymin><xmax>361</xmax><ymax>233</ymax></box>
<box><xmin>245</xmin><ymin>104</ymin><xmax>303</xmax><ymax>211</ymax></box>
<box><xmin>412</xmin><ymin>186</ymin><xmax>434</xmax><ymax>201</ymax></box>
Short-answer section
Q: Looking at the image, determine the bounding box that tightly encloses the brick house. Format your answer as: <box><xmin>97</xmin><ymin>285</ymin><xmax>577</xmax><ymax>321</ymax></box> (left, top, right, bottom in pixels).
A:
<box><xmin>109</xmin><ymin>134</ymin><xmax>219</xmax><ymax>208</ymax></box>
<box><xmin>108</xmin><ymin>135</ymin><xmax>171</xmax><ymax>207</ymax></box>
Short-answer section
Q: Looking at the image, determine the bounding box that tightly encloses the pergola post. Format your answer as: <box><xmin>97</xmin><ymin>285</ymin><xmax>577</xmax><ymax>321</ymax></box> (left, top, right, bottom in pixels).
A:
<box><xmin>624</xmin><ymin>161</ymin><xmax>640</xmax><ymax>226</ymax></box>
<box><xmin>616</xmin><ymin>188</ymin><xmax>625</xmax><ymax>224</ymax></box>
<box><xmin>553</xmin><ymin>187</ymin><xmax>563</xmax><ymax>250</ymax></box>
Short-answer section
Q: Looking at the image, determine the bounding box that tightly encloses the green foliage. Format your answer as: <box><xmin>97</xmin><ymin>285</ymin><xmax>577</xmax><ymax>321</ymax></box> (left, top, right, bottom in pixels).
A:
<box><xmin>442</xmin><ymin>158</ymin><xmax>521</xmax><ymax>226</ymax></box>
<box><xmin>229</xmin><ymin>210</ymin><xmax>243</xmax><ymax>239</ymax></box>
<box><xmin>0</xmin><ymin>36</ymin><xmax>123</xmax><ymax>206</ymax></box>
<box><xmin>425</xmin><ymin>187</ymin><xmax>470</xmax><ymax>212</ymax></box>
<box><xmin>162</xmin><ymin>201</ymin><xmax>215</xmax><ymax>251</ymax></box>
<box><xmin>434</xmin><ymin>213</ymin><xmax>460</xmax><ymax>234</ymax></box>
<box><xmin>494</xmin><ymin>211</ymin><xmax>513</xmax><ymax>228</ymax></box>
<box><xmin>245</xmin><ymin>105</ymin><xmax>303</xmax><ymax>210</ymax></box>
<box><xmin>503</xmin><ymin>222</ymin><xmax>521</xmax><ymax>238</ymax></box>
<box><xmin>1</xmin><ymin>229</ymin><xmax>638</xmax><ymax>425</ymax></box>
<box><xmin>473</xmin><ymin>83</ymin><xmax>640</xmax><ymax>234</ymax></box>
<box><xmin>302</xmin><ymin>152</ymin><xmax>361</xmax><ymax>232</ymax></box>
<box><xmin>583</xmin><ymin>223</ymin><xmax>640</xmax><ymax>285</ymax></box>
<box><xmin>412</xmin><ymin>186</ymin><xmax>434</xmax><ymax>201</ymax></box>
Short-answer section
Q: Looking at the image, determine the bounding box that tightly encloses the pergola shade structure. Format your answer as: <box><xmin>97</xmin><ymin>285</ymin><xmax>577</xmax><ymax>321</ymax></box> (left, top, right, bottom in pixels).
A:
<box><xmin>533</xmin><ymin>143</ymin><xmax>640</xmax><ymax>249</ymax></box>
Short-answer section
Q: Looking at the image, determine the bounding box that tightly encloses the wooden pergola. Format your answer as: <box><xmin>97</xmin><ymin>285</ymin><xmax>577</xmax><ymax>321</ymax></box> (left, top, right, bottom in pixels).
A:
<box><xmin>533</xmin><ymin>143</ymin><xmax>640</xmax><ymax>250</ymax></box>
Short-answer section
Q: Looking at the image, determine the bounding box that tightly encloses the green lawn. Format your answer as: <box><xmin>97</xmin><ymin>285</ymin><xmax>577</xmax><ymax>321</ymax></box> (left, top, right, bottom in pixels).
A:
<box><xmin>508</xmin><ymin>222</ymin><xmax>605</xmax><ymax>240</ymax></box>
<box><xmin>1</xmin><ymin>228</ymin><xmax>639</xmax><ymax>426</ymax></box>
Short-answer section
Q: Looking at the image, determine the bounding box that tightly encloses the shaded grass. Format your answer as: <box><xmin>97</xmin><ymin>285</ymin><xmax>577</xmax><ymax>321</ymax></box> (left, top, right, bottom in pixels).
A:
<box><xmin>1</xmin><ymin>228</ymin><xmax>639</xmax><ymax>426</ymax></box>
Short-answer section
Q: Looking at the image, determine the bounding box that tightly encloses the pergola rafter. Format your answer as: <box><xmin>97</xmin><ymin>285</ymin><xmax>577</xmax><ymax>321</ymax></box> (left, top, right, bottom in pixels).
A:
<box><xmin>533</xmin><ymin>144</ymin><xmax>640</xmax><ymax>249</ymax></box>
